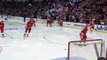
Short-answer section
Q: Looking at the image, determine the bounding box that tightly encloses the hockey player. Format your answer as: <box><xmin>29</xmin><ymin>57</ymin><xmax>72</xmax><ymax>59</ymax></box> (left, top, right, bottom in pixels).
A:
<box><xmin>89</xmin><ymin>19</ymin><xmax>95</xmax><ymax>32</ymax></box>
<box><xmin>57</xmin><ymin>18</ymin><xmax>63</xmax><ymax>27</ymax></box>
<box><xmin>57</xmin><ymin>18</ymin><xmax>60</xmax><ymax>25</ymax></box>
<box><xmin>80</xmin><ymin>23</ymin><xmax>88</xmax><ymax>43</ymax></box>
<box><xmin>59</xmin><ymin>20</ymin><xmax>63</xmax><ymax>27</ymax></box>
<box><xmin>0</xmin><ymin>20</ymin><xmax>5</xmax><ymax>37</ymax></box>
<box><xmin>46</xmin><ymin>17</ymin><xmax>51</xmax><ymax>27</ymax></box>
<box><xmin>24</xmin><ymin>19</ymin><xmax>33</xmax><ymax>37</ymax></box>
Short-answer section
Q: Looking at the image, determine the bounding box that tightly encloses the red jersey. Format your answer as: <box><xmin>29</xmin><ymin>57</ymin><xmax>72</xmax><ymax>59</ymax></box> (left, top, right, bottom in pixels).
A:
<box><xmin>57</xmin><ymin>18</ymin><xmax>61</xmax><ymax>24</ymax></box>
<box><xmin>0</xmin><ymin>21</ymin><xmax>4</xmax><ymax>28</ymax></box>
<box><xmin>81</xmin><ymin>24</ymin><xmax>88</xmax><ymax>34</ymax></box>
<box><xmin>26</xmin><ymin>20</ymin><xmax>33</xmax><ymax>28</ymax></box>
<box><xmin>30</xmin><ymin>18</ymin><xmax>36</xmax><ymax>24</ymax></box>
<box><xmin>47</xmin><ymin>18</ymin><xmax>50</xmax><ymax>23</ymax></box>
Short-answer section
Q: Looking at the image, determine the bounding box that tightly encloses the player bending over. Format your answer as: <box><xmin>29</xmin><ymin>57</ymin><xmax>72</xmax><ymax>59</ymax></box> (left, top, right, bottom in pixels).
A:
<box><xmin>0</xmin><ymin>20</ymin><xmax>5</xmax><ymax>37</ymax></box>
<box><xmin>24</xmin><ymin>18</ymin><xmax>33</xmax><ymax>37</ymax></box>
<box><xmin>80</xmin><ymin>23</ymin><xmax>88</xmax><ymax>43</ymax></box>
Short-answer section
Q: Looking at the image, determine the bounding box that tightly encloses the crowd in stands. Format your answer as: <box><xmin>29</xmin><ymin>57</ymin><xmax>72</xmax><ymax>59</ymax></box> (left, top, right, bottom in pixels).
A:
<box><xmin>0</xmin><ymin>1</ymin><xmax>40</xmax><ymax>17</ymax></box>
<box><xmin>0</xmin><ymin>0</ymin><xmax>107</xmax><ymax>25</ymax></box>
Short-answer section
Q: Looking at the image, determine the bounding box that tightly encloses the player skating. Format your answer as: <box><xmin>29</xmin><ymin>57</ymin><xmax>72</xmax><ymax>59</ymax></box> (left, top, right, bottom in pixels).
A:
<box><xmin>0</xmin><ymin>20</ymin><xmax>5</xmax><ymax>37</ymax></box>
<box><xmin>80</xmin><ymin>23</ymin><xmax>89</xmax><ymax>43</ymax></box>
<box><xmin>24</xmin><ymin>18</ymin><xmax>34</xmax><ymax>37</ymax></box>
<box><xmin>89</xmin><ymin>17</ymin><xmax>97</xmax><ymax>32</ymax></box>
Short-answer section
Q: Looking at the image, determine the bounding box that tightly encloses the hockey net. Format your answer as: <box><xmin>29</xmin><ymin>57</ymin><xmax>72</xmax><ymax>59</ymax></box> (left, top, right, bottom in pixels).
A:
<box><xmin>67</xmin><ymin>39</ymin><xmax>106</xmax><ymax>60</ymax></box>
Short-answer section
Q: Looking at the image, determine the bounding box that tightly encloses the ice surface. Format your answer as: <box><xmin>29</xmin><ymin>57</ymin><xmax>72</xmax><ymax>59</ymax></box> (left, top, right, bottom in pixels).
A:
<box><xmin>0</xmin><ymin>19</ymin><xmax>106</xmax><ymax>60</ymax></box>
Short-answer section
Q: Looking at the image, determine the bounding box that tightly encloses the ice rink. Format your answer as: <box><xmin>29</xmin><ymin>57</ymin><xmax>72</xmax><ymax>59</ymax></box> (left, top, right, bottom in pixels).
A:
<box><xmin>0</xmin><ymin>19</ymin><xmax>107</xmax><ymax>60</ymax></box>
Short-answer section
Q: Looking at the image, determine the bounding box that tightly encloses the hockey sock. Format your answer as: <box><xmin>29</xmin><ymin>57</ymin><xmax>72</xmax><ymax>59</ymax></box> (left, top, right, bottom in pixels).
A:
<box><xmin>2</xmin><ymin>33</ymin><xmax>4</xmax><ymax>37</ymax></box>
<box><xmin>27</xmin><ymin>33</ymin><xmax>29</xmax><ymax>37</ymax></box>
<box><xmin>24</xmin><ymin>33</ymin><xmax>26</xmax><ymax>37</ymax></box>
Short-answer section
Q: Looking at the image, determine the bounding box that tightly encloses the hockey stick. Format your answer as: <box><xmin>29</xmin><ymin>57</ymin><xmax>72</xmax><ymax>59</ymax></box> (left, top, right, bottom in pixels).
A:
<box><xmin>4</xmin><ymin>32</ymin><xmax>14</xmax><ymax>38</ymax></box>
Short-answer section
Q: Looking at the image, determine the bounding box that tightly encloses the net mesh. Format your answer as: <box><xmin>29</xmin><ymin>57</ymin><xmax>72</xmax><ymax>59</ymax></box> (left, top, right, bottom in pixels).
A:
<box><xmin>67</xmin><ymin>39</ymin><xmax>105</xmax><ymax>60</ymax></box>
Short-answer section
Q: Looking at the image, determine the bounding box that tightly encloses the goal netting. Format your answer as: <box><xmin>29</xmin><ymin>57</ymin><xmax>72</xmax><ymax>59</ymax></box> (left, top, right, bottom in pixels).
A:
<box><xmin>67</xmin><ymin>39</ymin><xmax>106</xmax><ymax>60</ymax></box>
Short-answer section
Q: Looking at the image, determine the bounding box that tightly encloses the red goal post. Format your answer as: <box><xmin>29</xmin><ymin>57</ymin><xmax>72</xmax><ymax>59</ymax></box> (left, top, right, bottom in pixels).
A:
<box><xmin>67</xmin><ymin>39</ymin><xmax>106</xmax><ymax>60</ymax></box>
